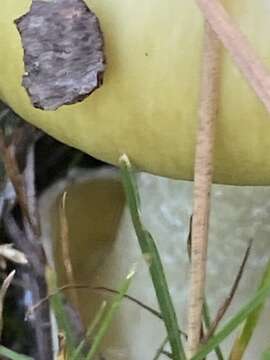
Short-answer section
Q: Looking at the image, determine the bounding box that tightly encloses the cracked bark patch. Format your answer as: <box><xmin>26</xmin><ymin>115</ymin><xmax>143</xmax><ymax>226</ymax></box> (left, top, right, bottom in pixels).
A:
<box><xmin>16</xmin><ymin>0</ymin><xmax>106</xmax><ymax>111</ymax></box>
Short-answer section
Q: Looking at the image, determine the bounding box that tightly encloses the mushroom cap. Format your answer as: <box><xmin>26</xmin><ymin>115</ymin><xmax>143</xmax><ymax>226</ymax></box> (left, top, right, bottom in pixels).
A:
<box><xmin>1</xmin><ymin>0</ymin><xmax>270</xmax><ymax>185</ymax></box>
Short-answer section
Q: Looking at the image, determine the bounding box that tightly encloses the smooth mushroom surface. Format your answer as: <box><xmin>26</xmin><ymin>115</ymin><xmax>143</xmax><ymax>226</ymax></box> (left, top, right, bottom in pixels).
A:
<box><xmin>1</xmin><ymin>0</ymin><xmax>270</xmax><ymax>185</ymax></box>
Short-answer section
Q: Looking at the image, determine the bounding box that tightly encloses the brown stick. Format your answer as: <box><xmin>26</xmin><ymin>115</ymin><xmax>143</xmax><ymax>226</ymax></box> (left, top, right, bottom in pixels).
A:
<box><xmin>0</xmin><ymin>126</ymin><xmax>53</xmax><ymax>360</ymax></box>
<box><xmin>187</xmin><ymin>23</ymin><xmax>221</xmax><ymax>358</ymax></box>
<box><xmin>196</xmin><ymin>0</ymin><xmax>270</xmax><ymax>114</ymax></box>
<box><xmin>0</xmin><ymin>131</ymin><xmax>32</xmax><ymax>228</ymax></box>
<box><xmin>59</xmin><ymin>191</ymin><xmax>79</xmax><ymax>309</ymax></box>
<box><xmin>203</xmin><ymin>239</ymin><xmax>252</xmax><ymax>343</ymax></box>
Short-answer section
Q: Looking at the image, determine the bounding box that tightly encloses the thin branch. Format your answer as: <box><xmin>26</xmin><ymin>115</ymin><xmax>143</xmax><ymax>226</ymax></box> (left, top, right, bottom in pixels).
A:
<box><xmin>195</xmin><ymin>0</ymin><xmax>270</xmax><ymax>114</ymax></box>
<box><xmin>3</xmin><ymin>186</ymin><xmax>42</xmax><ymax>274</ymax></box>
<box><xmin>23</xmin><ymin>142</ymin><xmax>40</xmax><ymax>236</ymax></box>
<box><xmin>187</xmin><ymin>215</ymin><xmax>192</xmax><ymax>260</ymax></box>
<box><xmin>0</xmin><ymin>271</ymin><xmax>25</xmax><ymax>289</ymax></box>
<box><xmin>203</xmin><ymin>239</ymin><xmax>253</xmax><ymax>343</ymax></box>
<box><xmin>202</xmin><ymin>301</ymin><xmax>224</xmax><ymax>360</ymax></box>
<box><xmin>187</xmin><ymin>215</ymin><xmax>224</xmax><ymax>360</ymax></box>
<box><xmin>0</xmin><ymin>270</ymin><xmax>16</xmax><ymax>339</ymax></box>
<box><xmin>59</xmin><ymin>191</ymin><xmax>79</xmax><ymax>308</ymax></box>
<box><xmin>153</xmin><ymin>337</ymin><xmax>168</xmax><ymax>360</ymax></box>
<box><xmin>187</xmin><ymin>23</ymin><xmax>221</xmax><ymax>357</ymax></box>
<box><xmin>94</xmin><ymin>286</ymin><xmax>163</xmax><ymax>320</ymax></box>
<box><xmin>28</xmin><ymin>283</ymin><xmax>163</xmax><ymax>319</ymax></box>
<box><xmin>0</xmin><ymin>108</ymin><xmax>10</xmax><ymax>122</ymax></box>
<box><xmin>187</xmin><ymin>215</ymin><xmax>205</xmax><ymax>342</ymax></box>
<box><xmin>94</xmin><ymin>288</ymin><xmax>187</xmax><ymax>339</ymax></box>
<box><xmin>0</xmin><ymin>125</ymin><xmax>53</xmax><ymax>360</ymax></box>
<box><xmin>0</xmin><ymin>130</ymin><xmax>33</xmax><ymax>228</ymax></box>
<box><xmin>27</xmin><ymin>283</ymin><xmax>188</xmax><ymax>338</ymax></box>
<box><xmin>3</xmin><ymin>210</ymin><xmax>27</xmax><ymax>247</ymax></box>
<box><xmin>161</xmin><ymin>350</ymin><xmax>173</xmax><ymax>359</ymax></box>
<box><xmin>0</xmin><ymin>244</ymin><xmax>28</xmax><ymax>265</ymax></box>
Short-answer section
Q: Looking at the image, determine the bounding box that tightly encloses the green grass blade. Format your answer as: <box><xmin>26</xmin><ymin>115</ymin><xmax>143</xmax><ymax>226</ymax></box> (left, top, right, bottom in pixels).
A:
<box><xmin>191</xmin><ymin>280</ymin><xmax>270</xmax><ymax>360</ymax></box>
<box><xmin>229</xmin><ymin>259</ymin><xmax>270</xmax><ymax>360</ymax></box>
<box><xmin>262</xmin><ymin>348</ymin><xmax>270</xmax><ymax>360</ymax></box>
<box><xmin>0</xmin><ymin>346</ymin><xmax>33</xmax><ymax>360</ymax></box>
<box><xmin>119</xmin><ymin>154</ymin><xmax>186</xmax><ymax>360</ymax></box>
<box><xmin>202</xmin><ymin>301</ymin><xmax>224</xmax><ymax>360</ymax></box>
<box><xmin>85</xmin><ymin>266</ymin><xmax>136</xmax><ymax>360</ymax></box>
<box><xmin>48</xmin><ymin>270</ymin><xmax>77</xmax><ymax>354</ymax></box>
<box><xmin>71</xmin><ymin>301</ymin><xmax>107</xmax><ymax>360</ymax></box>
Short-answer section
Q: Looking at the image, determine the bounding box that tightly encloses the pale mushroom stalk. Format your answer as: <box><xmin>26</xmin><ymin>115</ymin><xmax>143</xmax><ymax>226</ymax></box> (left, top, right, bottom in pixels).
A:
<box><xmin>187</xmin><ymin>22</ymin><xmax>221</xmax><ymax>358</ymax></box>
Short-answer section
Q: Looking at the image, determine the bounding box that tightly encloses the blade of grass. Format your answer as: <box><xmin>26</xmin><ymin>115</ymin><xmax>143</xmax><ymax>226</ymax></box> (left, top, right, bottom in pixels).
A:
<box><xmin>71</xmin><ymin>301</ymin><xmax>107</xmax><ymax>360</ymax></box>
<box><xmin>0</xmin><ymin>346</ymin><xmax>33</xmax><ymax>360</ymax></box>
<box><xmin>95</xmin><ymin>285</ymin><xmax>188</xmax><ymax>339</ymax></box>
<box><xmin>85</xmin><ymin>266</ymin><xmax>136</xmax><ymax>360</ymax></box>
<box><xmin>94</xmin><ymin>286</ymin><xmax>163</xmax><ymax>320</ymax></box>
<box><xmin>47</xmin><ymin>268</ymin><xmax>77</xmax><ymax>354</ymax></box>
<box><xmin>229</xmin><ymin>259</ymin><xmax>270</xmax><ymax>360</ymax></box>
<box><xmin>191</xmin><ymin>279</ymin><xmax>270</xmax><ymax>360</ymax></box>
<box><xmin>202</xmin><ymin>301</ymin><xmax>224</xmax><ymax>360</ymax></box>
<box><xmin>262</xmin><ymin>347</ymin><xmax>270</xmax><ymax>360</ymax></box>
<box><xmin>119</xmin><ymin>154</ymin><xmax>186</xmax><ymax>360</ymax></box>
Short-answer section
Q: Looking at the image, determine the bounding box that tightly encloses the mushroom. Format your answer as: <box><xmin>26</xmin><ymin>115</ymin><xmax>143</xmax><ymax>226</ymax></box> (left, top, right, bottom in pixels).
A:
<box><xmin>1</xmin><ymin>1</ymin><xmax>270</xmax><ymax>357</ymax></box>
<box><xmin>1</xmin><ymin>0</ymin><xmax>270</xmax><ymax>185</ymax></box>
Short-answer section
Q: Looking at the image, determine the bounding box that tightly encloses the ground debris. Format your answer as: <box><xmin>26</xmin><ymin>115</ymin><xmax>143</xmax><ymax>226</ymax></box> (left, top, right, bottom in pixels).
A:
<box><xmin>16</xmin><ymin>0</ymin><xmax>106</xmax><ymax>111</ymax></box>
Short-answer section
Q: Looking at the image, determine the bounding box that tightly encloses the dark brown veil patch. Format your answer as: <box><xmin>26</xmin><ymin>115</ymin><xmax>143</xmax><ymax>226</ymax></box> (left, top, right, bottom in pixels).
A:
<box><xmin>15</xmin><ymin>0</ymin><xmax>106</xmax><ymax>111</ymax></box>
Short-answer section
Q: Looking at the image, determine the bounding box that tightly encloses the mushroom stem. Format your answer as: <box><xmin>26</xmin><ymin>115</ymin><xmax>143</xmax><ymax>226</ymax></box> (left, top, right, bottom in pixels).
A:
<box><xmin>187</xmin><ymin>22</ymin><xmax>221</xmax><ymax>358</ymax></box>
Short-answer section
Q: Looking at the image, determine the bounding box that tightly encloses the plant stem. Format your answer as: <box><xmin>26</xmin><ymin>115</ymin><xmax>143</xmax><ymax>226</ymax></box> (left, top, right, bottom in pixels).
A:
<box><xmin>229</xmin><ymin>259</ymin><xmax>270</xmax><ymax>359</ymax></box>
<box><xmin>195</xmin><ymin>0</ymin><xmax>270</xmax><ymax>114</ymax></box>
<box><xmin>191</xmin><ymin>279</ymin><xmax>270</xmax><ymax>360</ymax></box>
<box><xmin>85</xmin><ymin>267</ymin><xmax>135</xmax><ymax>360</ymax></box>
<box><xmin>59</xmin><ymin>191</ymin><xmax>79</xmax><ymax>309</ymax></box>
<box><xmin>187</xmin><ymin>22</ymin><xmax>221</xmax><ymax>358</ymax></box>
<box><xmin>202</xmin><ymin>302</ymin><xmax>224</xmax><ymax>360</ymax></box>
<box><xmin>120</xmin><ymin>155</ymin><xmax>186</xmax><ymax>360</ymax></box>
<box><xmin>153</xmin><ymin>337</ymin><xmax>169</xmax><ymax>360</ymax></box>
<box><xmin>203</xmin><ymin>240</ymin><xmax>252</xmax><ymax>343</ymax></box>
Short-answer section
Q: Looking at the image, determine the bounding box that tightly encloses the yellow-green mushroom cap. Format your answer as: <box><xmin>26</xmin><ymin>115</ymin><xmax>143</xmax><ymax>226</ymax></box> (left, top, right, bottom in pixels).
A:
<box><xmin>1</xmin><ymin>0</ymin><xmax>270</xmax><ymax>185</ymax></box>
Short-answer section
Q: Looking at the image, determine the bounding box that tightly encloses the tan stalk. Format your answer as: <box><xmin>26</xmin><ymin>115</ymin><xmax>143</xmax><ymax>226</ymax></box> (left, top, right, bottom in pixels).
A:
<box><xmin>59</xmin><ymin>191</ymin><xmax>79</xmax><ymax>309</ymax></box>
<box><xmin>196</xmin><ymin>0</ymin><xmax>270</xmax><ymax>113</ymax></box>
<box><xmin>0</xmin><ymin>270</ymin><xmax>16</xmax><ymax>339</ymax></box>
<box><xmin>187</xmin><ymin>23</ymin><xmax>221</xmax><ymax>358</ymax></box>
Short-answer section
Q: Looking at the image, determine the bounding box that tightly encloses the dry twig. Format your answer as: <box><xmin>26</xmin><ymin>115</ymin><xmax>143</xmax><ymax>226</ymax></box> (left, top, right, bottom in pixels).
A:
<box><xmin>0</xmin><ymin>270</ymin><xmax>16</xmax><ymax>339</ymax></box>
<box><xmin>203</xmin><ymin>239</ymin><xmax>253</xmax><ymax>342</ymax></box>
<box><xmin>188</xmin><ymin>0</ymin><xmax>270</xmax><ymax>355</ymax></box>
<box><xmin>187</xmin><ymin>23</ymin><xmax>221</xmax><ymax>357</ymax></box>
<box><xmin>59</xmin><ymin>191</ymin><xmax>79</xmax><ymax>308</ymax></box>
<box><xmin>27</xmin><ymin>283</ymin><xmax>187</xmax><ymax>339</ymax></box>
<box><xmin>196</xmin><ymin>0</ymin><xmax>270</xmax><ymax>113</ymax></box>
<box><xmin>0</xmin><ymin>129</ymin><xmax>32</xmax><ymax>228</ymax></box>
<box><xmin>0</xmin><ymin>125</ymin><xmax>53</xmax><ymax>360</ymax></box>
<box><xmin>0</xmin><ymin>244</ymin><xmax>28</xmax><ymax>266</ymax></box>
